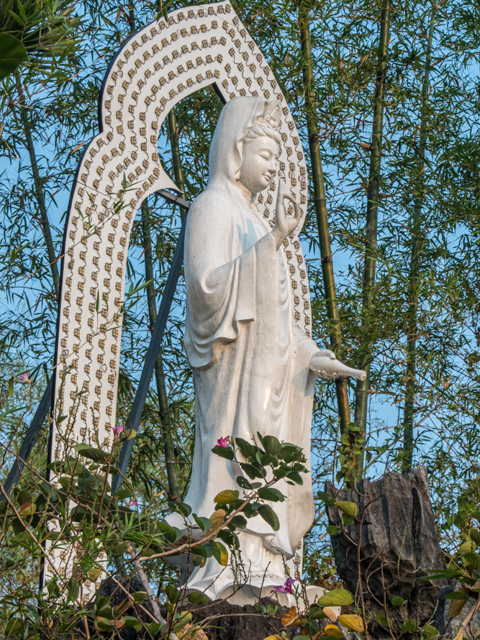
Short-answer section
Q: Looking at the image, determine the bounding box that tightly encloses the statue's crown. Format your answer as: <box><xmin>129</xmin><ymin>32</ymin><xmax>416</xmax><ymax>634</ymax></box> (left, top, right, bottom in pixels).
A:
<box><xmin>260</xmin><ymin>100</ymin><xmax>281</xmax><ymax>130</ymax></box>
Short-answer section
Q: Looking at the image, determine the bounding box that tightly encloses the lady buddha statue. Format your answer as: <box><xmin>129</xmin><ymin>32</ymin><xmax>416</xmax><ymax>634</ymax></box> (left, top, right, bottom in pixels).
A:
<box><xmin>168</xmin><ymin>97</ymin><xmax>365</xmax><ymax>604</ymax></box>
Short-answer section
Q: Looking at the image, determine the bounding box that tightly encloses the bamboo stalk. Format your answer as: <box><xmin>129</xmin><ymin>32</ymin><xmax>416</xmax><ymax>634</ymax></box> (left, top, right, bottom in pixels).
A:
<box><xmin>16</xmin><ymin>80</ymin><xmax>60</xmax><ymax>297</ymax></box>
<box><xmin>141</xmin><ymin>201</ymin><xmax>180</xmax><ymax>500</ymax></box>
<box><xmin>354</xmin><ymin>0</ymin><xmax>391</xmax><ymax>479</ymax></box>
<box><xmin>453</xmin><ymin>595</ymin><xmax>480</xmax><ymax>640</ymax></box>
<box><xmin>299</xmin><ymin>7</ymin><xmax>352</xmax><ymax>438</ymax></box>
<box><xmin>167</xmin><ymin>110</ymin><xmax>185</xmax><ymax>197</ymax></box>
<box><xmin>402</xmin><ymin>8</ymin><xmax>436</xmax><ymax>473</ymax></box>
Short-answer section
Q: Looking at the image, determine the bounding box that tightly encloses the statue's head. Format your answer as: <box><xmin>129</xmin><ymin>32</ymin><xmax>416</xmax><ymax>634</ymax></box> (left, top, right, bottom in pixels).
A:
<box><xmin>208</xmin><ymin>97</ymin><xmax>282</xmax><ymax>196</ymax></box>
<box><xmin>237</xmin><ymin>101</ymin><xmax>282</xmax><ymax>194</ymax></box>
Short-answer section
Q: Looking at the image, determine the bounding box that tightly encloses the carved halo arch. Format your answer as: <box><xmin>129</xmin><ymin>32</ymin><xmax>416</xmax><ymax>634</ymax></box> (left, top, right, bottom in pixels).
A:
<box><xmin>51</xmin><ymin>1</ymin><xmax>311</xmax><ymax>463</ymax></box>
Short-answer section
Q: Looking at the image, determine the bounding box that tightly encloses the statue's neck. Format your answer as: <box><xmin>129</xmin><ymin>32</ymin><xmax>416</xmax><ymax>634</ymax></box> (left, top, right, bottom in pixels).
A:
<box><xmin>236</xmin><ymin>181</ymin><xmax>254</xmax><ymax>206</ymax></box>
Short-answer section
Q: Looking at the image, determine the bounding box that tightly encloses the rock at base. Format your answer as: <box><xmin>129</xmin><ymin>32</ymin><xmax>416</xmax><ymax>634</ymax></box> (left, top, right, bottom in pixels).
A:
<box><xmin>326</xmin><ymin>466</ymin><xmax>446</xmax><ymax>638</ymax></box>
<box><xmin>186</xmin><ymin>599</ymin><xmax>287</xmax><ymax>640</ymax></box>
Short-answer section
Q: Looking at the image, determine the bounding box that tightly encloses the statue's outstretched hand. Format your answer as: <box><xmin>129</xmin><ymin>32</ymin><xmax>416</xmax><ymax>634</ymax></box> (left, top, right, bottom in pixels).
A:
<box><xmin>271</xmin><ymin>182</ymin><xmax>302</xmax><ymax>250</ymax></box>
<box><xmin>309</xmin><ymin>351</ymin><xmax>366</xmax><ymax>381</ymax></box>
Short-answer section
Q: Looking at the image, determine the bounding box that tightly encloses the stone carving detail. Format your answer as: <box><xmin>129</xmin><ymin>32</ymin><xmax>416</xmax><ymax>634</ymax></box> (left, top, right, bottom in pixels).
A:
<box><xmin>51</xmin><ymin>1</ymin><xmax>311</xmax><ymax>468</ymax></box>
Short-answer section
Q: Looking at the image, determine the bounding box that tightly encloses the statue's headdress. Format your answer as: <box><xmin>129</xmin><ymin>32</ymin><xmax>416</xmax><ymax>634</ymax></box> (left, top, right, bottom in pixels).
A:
<box><xmin>207</xmin><ymin>97</ymin><xmax>282</xmax><ymax>188</ymax></box>
<box><xmin>243</xmin><ymin>100</ymin><xmax>282</xmax><ymax>149</ymax></box>
<box><xmin>261</xmin><ymin>100</ymin><xmax>282</xmax><ymax>130</ymax></box>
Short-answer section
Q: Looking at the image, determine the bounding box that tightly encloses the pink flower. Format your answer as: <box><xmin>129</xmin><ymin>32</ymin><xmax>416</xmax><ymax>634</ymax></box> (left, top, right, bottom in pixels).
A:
<box><xmin>129</xmin><ymin>499</ymin><xmax>137</xmax><ymax>508</ymax></box>
<box><xmin>216</xmin><ymin>436</ymin><xmax>231</xmax><ymax>448</ymax></box>
<box><xmin>17</xmin><ymin>373</ymin><xmax>31</xmax><ymax>384</ymax></box>
<box><xmin>113</xmin><ymin>425</ymin><xmax>125</xmax><ymax>437</ymax></box>
<box><xmin>271</xmin><ymin>577</ymin><xmax>297</xmax><ymax>594</ymax></box>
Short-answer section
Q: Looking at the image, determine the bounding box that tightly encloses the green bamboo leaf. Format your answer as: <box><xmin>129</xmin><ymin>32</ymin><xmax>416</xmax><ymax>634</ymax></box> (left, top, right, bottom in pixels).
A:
<box><xmin>444</xmin><ymin>592</ymin><xmax>469</xmax><ymax>600</ymax></box>
<box><xmin>5</xmin><ymin>618</ymin><xmax>23</xmax><ymax>636</ymax></box>
<box><xmin>214</xmin><ymin>490</ymin><xmax>239</xmax><ymax>505</ymax></box>
<box><xmin>187</xmin><ymin>592</ymin><xmax>210</xmax><ymax>604</ymax></box>
<box><xmin>419</xmin><ymin>570</ymin><xmax>464</xmax><ymax>581</ymax></box>
<box><xmin>258</xmin><ymin>505</ymin><xmax>279</xmax><ymax>531</ymax></box>
<box><xmin>67</xmin><ymin>578</ymin><xmax>80</xmax><ymax>602</ymax></box>
<box><xmin>0</xmin><ymin>34</ymin><xmax>27</xmax><ymax>80</ymax></box>
<box><xmin>318</xmin><ymin>588</ymin><xmax>354</xmax><ymax>607</ymax></box>
<box><xmin>335</xmin><ymin>501</ymin><xmax>358</xmax><ymax>518</ymax></box>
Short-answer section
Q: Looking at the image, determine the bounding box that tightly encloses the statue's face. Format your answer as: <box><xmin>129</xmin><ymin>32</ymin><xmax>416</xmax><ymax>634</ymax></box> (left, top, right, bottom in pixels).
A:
<box><xmin>239</xmin><ymin>136</ymin><xmax>279</xmax><ymax>194</ymax></box>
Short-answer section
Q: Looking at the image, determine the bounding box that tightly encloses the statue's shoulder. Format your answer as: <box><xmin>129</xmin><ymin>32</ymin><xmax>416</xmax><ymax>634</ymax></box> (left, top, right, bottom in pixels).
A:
<box><xmin>189</xmin><ymin>186</ymin><xmax>235</xmax><ymax>222</ymax></box>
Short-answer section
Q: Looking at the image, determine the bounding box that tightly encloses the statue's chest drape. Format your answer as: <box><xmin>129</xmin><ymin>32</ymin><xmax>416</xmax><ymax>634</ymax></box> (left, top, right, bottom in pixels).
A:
<box><xmin>185</xmin><ymin>197</ymin><xmax>293</xmax><ymax>441</ymax></box>
<box><xmin>175</xmin><ymin>187</ymin><xmax>315</xmax><ymax>559</ymax></box>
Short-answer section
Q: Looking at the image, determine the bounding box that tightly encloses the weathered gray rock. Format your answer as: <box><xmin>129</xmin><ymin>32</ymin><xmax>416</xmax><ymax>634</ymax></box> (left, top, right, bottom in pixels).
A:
<box><xmin>435</xmin><ymin>582</ymin><xmax>480</xmax><ymax>639</ymax></box>
<box><xmin>186</xmin><ymin>599</ymin><xmax>289</xmax><ymax>640</ymax></box>
<box><xmin>326</xmin><ymin>466</ymin><xmax>446</xmax><ymax>638</ymax></box>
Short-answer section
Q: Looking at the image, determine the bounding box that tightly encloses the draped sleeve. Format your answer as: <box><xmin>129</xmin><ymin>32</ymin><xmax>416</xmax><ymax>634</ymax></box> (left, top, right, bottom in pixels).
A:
<box><xmin>184</xmin><ymin>188</ymin><xmax>276</xmax><ymax>369</ymax></box>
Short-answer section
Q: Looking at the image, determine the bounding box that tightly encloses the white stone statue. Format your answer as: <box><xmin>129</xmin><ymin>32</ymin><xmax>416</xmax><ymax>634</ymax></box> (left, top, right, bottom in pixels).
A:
<box><xmin>168</xmin><ymin>97</ymin><xmax>365</xmax><ymax>604</ymax></box>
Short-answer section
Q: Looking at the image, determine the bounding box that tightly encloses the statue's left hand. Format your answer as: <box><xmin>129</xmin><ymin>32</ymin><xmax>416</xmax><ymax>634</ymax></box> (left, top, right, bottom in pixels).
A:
<box><xmin>309</xmin><ymin>352</ymin><xmax>366</xmax><ymax>381</ymax></box>
<box><xmin>271</xmin><ymin>182</ymin><xmax>302</xmax><ymax>249</ymax></box>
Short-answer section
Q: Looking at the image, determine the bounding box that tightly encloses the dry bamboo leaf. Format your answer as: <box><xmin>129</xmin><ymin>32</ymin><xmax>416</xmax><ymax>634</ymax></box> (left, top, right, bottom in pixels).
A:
<box><xmin>338</xmin><ymin>614</ymin><xmax>365</xmax><ymax>632</ymax></box>
<box><xmin>281</xmin><ymin>605</ymin><xmax>298</xmax><ymax>627</ymax></box>
<box><xmin>324</xmin><ymin>624</ymin><xmax>344</xmax><ymax>638</ymax></box>
<box><xmin>449</xmin><ymin>597</ymin><xmax>468</xmax><ymax>619</ymax></box>
<box><xmin>324</xmin><ymin>607</ymin><xmax>338</xmax><ymax>622</ymax></box>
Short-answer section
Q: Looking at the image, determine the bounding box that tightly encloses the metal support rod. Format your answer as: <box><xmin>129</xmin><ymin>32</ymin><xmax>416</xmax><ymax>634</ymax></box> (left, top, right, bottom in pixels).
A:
<box><xmin>111</xmin><ymin>193</ymin><xmax>189</xmax><ymax>495</ymax></box>
<box><xmin>1</xmin><ymin>376</ymin><xmax>54</xmax><ymax>499</ymax></box>
<box><xmin>141</xmin><ymin>200</ymin><xmax>181</xmax><ymax>500</ymax></box>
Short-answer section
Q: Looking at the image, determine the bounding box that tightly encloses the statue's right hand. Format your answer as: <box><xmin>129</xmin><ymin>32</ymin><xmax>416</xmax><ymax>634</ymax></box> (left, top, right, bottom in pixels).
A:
<box><xmin>271</xmin><ymin>182</ymin><xmax>302</xmax><ymax>250</ymax></box>
<box><xmin>309</xmin><ymin>352</ymin><xmax>366</xmax><ymax>381</ymax></box>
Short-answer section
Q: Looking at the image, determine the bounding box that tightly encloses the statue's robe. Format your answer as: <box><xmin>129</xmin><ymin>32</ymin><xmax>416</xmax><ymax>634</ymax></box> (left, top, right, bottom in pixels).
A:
<box><xmin>173</xmin><ymin>184</ymin><xmax>318</xmax><ymax>569</ymax></box>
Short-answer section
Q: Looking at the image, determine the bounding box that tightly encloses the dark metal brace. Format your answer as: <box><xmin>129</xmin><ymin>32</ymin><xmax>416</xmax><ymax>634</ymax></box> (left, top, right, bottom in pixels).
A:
<box><xmin>1</xmin><ymin>189</ymin><xmax>190</xmax><ymax>499</ymax></box>
<box><xmin>112</xmin><ymin>190</ymin><xmax>189</xmax><ymax>494</ymax></box>
<box><xmin>1</xmin><ymin>376</ymin><xmax>54</xmax><ymax>500</ymax></box>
